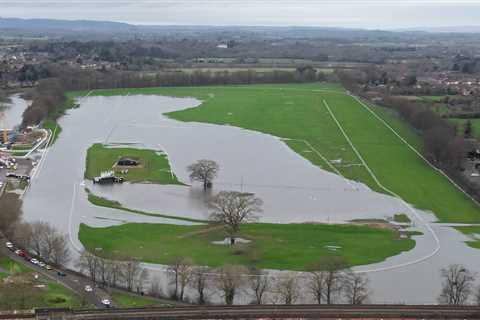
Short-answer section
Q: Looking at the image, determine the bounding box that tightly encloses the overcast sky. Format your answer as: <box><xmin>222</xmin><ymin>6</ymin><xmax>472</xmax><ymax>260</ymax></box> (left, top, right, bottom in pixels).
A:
<box><xmin>1</xmin><ymin>0</ymin><xmax>480</xmax><ymax>29</ymax></box>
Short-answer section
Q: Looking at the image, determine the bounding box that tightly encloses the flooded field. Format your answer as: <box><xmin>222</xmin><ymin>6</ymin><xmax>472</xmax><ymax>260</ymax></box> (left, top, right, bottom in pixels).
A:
<box><xmin>18</xmin><ymin>93</ymin><xmax>480</xmax><ymax>304</ymax></box>
<box><xmin>2</xmin><ymin>94</ymin><xmax>29</xmax><ymax>128</ymax></box>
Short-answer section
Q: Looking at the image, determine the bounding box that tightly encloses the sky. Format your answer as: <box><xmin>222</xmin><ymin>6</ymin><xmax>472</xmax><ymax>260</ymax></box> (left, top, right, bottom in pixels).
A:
<box><xmin>1</xmin><ymin>0</ymin><xmax>480</xmax><ymax>29</ymax></box>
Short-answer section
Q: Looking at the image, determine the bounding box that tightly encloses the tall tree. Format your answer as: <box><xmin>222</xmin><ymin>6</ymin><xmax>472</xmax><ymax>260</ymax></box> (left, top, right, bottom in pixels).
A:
<box><xmin>309</xmin><ymin>256</ymin><xmax>348</xmax><ymax>304</ymax></box>
<box><xmin>275</xmin><ymin>273</ymin><xmax>299</xmax><ymax>305</ymax></box>
<box><xmin>209</xmin><ymin>191</ymin><xmax>262</xmax><ymax>245</ymax></box>
<box><xmin>438</xmin><ymin>264</ymin><xmax>474</xmax><ymax>305</ymax></box>
<box><xmin>343</xmin><ymin>271</ymin><xmax>370</xmax><ymax>304</ymax></box>
<box><xmin>191</xmin><ymin>267</ymin><xmax>210</xmax><ymax>305</ymax></box>
<box><xmin>168</xmin><ymin>256</ymin><xmax>193</xmax><ymax>301</ymax></box>
<box><xmin>215</xmin><ymin>265</ymin><xmax>246</xmax><ymax>305</ymax></box>
<box><xmin>187</xmin><ymin>159</ymin><xmax>219</xmax><ymax>190</ymax></box>
<box><xmin>248</xmin><ymin>268</ymin><xmax>270</xmax><ymax>305</ymax></box>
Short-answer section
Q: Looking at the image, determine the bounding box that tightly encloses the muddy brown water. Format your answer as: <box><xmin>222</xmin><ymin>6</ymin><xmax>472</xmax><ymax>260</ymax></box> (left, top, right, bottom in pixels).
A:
<box><xmin>15</xmin><ymin>93</ymin><xmax>480</xmax><ymax>304</ymax></box>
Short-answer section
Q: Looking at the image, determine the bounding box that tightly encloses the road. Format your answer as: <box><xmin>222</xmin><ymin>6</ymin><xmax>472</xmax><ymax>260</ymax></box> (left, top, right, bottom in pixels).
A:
<box><xmin>0</xmin><ymin>244</ymin><xmax>111</xmax><ymax>308</ymax></box>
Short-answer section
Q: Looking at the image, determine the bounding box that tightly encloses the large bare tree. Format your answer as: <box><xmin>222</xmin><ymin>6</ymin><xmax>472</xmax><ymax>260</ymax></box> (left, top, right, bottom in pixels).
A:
<box><xmin>215</xmin><ymin>265</ymin><xmax>247</xmax><ymax>305</ymax></box>
<box><xmin>438</xmin><ymin>264</ymin><xmax>475</xmax><ymax>305</ymax></box>
<box><xmin>168</xmin><ymin>256</ymin><xmax>193</xmax><ymax>301</ymax></box>
<box><xmin>275</xmin><ymin>273</ymin><xmax>299</xmax><ymax>305</ymax></box>
<box><xmin>308</xmin><ymin>268</ymin><xmax>327</xmax><ymax>304</ymax></box>
<box><xmin>309</xmin><ymin>256</ymin><xmax>348</xmax><ymax>304</ymax></box>
<box><xmin>343</xmin><ymin>271</ymin><xmax>370</xmax><ymax>304</ymax></box>
<box><xmin>209</xmin><ymin>191</ymin><xmax>262</xmax><ymax>245</ymax></box>
<box><xmin>191</xmin><ymin>267</ymin><xmax>210</xmax><ymax>305</ymax></box>
<box><xmin>187</xmin><ymin>159</ymin><xmax>219</xmax><ymax>190</ymax></box>
<box><xmin>248</xmin><ymin>267</ymin><xmax>270</xmax><ymax>304</ymax></box>
<box><xmin>77</xmin><ymin>250</ymin><xmax>100</xmax><ymax>284</ymax></box>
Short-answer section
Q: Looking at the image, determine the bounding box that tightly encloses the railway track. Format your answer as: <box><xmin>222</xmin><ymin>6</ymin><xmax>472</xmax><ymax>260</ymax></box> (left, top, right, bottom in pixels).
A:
<box><xmin>6</xmin><ymin>305</ymin><xmax>479</xmax><ymax>320</ymax></box>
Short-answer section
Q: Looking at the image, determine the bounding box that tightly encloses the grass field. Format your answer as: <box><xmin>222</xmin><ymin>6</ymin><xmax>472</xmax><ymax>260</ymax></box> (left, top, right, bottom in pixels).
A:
<box><xmin>79</xmin><ymin>222</ymin><xmax>416</xmax><ymax>270</ymax></box>
<box><xmin>112</xmin><ymin>291</ymin><xmax>170</xmax><ymax>307</ymax></box>
<box><xmin>0</xmin><ymin>257</ymin><xmax>86</xmax><ymax>309</ymax></box>
<box><xmin>85</xmin><ymin>143</ymin><xmax>183</xmax><ymax>185</ymax></box>
<box><xmin>73</xmin><ymin>83</ymin><xmax>480</xmax><ymax>223</ymax></box>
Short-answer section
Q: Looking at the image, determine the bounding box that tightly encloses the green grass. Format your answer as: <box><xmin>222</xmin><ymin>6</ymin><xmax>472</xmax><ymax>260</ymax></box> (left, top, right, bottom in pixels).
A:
<box><xmin>86</xmin><ymin>189</ymin><xmax>205</xmax><ymax>223</ymax></box>
<box><xmin>393</xmin><ymin>213</ymin><xmax>411</xmax><ymax>223</ymax></box>
<box><xmin>43</xmin><ymin>119</ymin><xmax>62</xmax><ymax>146</ymax></box>
<box><xmin>79</xmin><ymin>222</ymin><xmax>416</xmax><ymax>270</ymax></box>
<box><xmin>69</xmin><ymin>83</ymin><xmax>480</xmax><ymax>223</ymax></box>
<box><xmin>455</xmin><ymin>226</ymin><xmax>480</xmax><ymax>249</ymax></box>
<box><xmin>112</xmin><ymin>291</ymin><xmax>169</xmax><ymax>307</ymax></box>
<box><xmin>0</xmin><ymin>256</ymin><xmax>86</xmax><ymax>309</ymax></box>
<box><xmin>449</xmin><ymin>118</ymin><xmax>480</xmax><ymax>139</ymax></box>
<box><xmin>85</xmin><ymin>143</ymin><xmax>183</xmax><ymax>185</ymax></box>
<box><xmin>0</xmin><ymin>256</ymin><xmax>32</xmax><ymax>274</ymax></box>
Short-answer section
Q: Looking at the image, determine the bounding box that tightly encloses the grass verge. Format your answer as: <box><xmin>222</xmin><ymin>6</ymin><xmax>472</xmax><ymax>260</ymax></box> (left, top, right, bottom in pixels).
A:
<box><xmin>79</xmin><ymin>222</ymin><xmax>416</xmax><ymax>270</ymax></box>
<box><xmin>111</xmin><ymin>291</ymin><xmax>171</xmax><ymax>307</ymax></box>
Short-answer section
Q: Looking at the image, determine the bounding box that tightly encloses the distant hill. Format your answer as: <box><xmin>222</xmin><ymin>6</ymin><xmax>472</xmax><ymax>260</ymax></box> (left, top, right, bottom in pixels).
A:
<box><xmin>0</xmin><ymin>17</ymin><xmax>136</xmax><ymax>33</ymax></box>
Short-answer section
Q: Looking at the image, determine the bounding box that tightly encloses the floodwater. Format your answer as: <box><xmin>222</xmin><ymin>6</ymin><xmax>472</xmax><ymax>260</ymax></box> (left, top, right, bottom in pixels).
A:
<box><xmin>2</xmin><ymin>94</ymin><xmax>30</xmax><ymax>128</ymax></box>
<box><xmin>17</xmin><ymin>93</ymin><xmax>480</xmax><ymax>304</ymax></box>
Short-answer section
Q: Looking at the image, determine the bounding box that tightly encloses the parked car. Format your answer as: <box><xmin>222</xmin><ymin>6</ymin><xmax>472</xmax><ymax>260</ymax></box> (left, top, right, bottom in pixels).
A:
<box><xmin>84</xmin><ymin>285</ymin><xmax>93</xmax><ymax>292</ymax></box>
<box><xmin>101</xmin><ymin>299</ymin><xmax>111</xmax><ymax>307</ymax></box>
<box><xmin>57</xmin><ymin>271</ymin><xmax>67</xmax><ymax>277</ymax></box>
<box><xmin>15</xmin><ymin>249</ymin><xmax>26</xmax><ymax>257</ymax></box>
<box><xmin>5</xmin><ymin>242</ymin><xmax>14</xmax><ymax>250</ymax></box>
<box><xmin>38</xmin><ymin>261</ymin><xmax>46</xmax><ymax>268</ymax></box>
<box><xmin>30</xmin><ymin>258</ymin><xmax>39</xmax><ymax>265</ymax></box>
<box><xmin>45</xmin><ymin>265</ymin><xmax>53</xmax><ymax>270</ymax></box>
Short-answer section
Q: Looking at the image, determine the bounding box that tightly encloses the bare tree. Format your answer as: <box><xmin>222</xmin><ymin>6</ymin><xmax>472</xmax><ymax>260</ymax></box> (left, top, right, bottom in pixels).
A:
<box><xmin>168</xmin><ymin>256</ymin><xmax>193</xmax><ymax>300</ymax></box>
<box><xmin>0</xmin><ymin>193</ymin><xmax>23</xmax><ymax>239</ymax></box>
<box><xmin>308</xmin><ymin>269</ymin><xmax>326</xmax><ymax>304</ymax></box>
<box><xmin>275</xmin><ymin>273</ymin><xmax>299</xmax><ymax>305</ymax></box>
<box><xmin>343</xmin><ymin>271</ymin><xmax>370</xmax><ymax>304</ymax></box>
<box><xmin>150</xmin><ymin>277</ymin><xmax>163</xmax><ymax>298</ymax></box>
<box><xmin>107</xmin><ymin>260</ymin><xmax>124</xmax><ymax>288</ymax></box>
<box><xmin>248</xmin><ymin>268</ymin><xmax>270</xmax><ymax>304</ymax></box>
<box><xmin>77</xmin><ymin>250</ymin><xmax>100</xmax><ymax>283</ymax></box>
<box><xmin>29</xmin><ymin>221</ymin><xmax>52</xmax><ymax>257</ymax></box>
<box><xmin>123</xmin><ymin>259</ymin><xmax>141</xmax><ymax>291</ymax></box>
<box><xmin>191</xmin><ymin>267</ymin><xmax>210</xmax><ymax>305</ymax></box>
<box><xmin>216</xmin><ymin>265</ymin><xmax>247</xmax><ymax>305</ymax></box>
<box><xmin>438</xmin><ymin>264</ymin><xmax>475</xmax><ymax>305</ymax></box>
<box><xmin>136</xmin><ymin>268</ymin><xmax>150</xmax><ymax>293</ymax></box>
<box><xmin>187</xmin><ymin>159</ymin><xmax>219</xmax><ymax>190</ymax></box>
<box><xmin>309</xmin><ymin>257</ymin><xmax>348</xmax><ymax>304</ymax></box>
<box><xmin>209</xmin><ymin>191</ymin><xmax>262</xmax><ymax>245</ymax></box>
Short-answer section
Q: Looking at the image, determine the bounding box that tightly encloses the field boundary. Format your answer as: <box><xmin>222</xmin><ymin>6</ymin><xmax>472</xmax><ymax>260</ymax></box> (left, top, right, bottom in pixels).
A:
<box><xmin>352</xmin><ymin>95</ymin><xmax>480</xmax><ymax>208</ymax></box>
<box><xmin>322</xmin><ymin>99</ymin><xmax>440</xmax><ymax>273</ymax></box>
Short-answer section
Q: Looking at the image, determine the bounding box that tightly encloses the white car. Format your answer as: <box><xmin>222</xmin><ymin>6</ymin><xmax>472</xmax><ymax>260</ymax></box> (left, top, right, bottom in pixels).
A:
<box><xmin>30</xmin><ymin>258</ymin><xmax>39</xmax><ymax>265</ymax></box>
<box><xmin>101</xmin><ymin>299</ymin><xmax>111</xmax><ymax>307</ymax></box>
<box><xmin>84</xmin><ymin>285</ymin><xmax>93</xmax><ymax>292</ymax></box>
<box><xmin>38</xmin><ymin>262</ymin><xmax>46</xmax><ymax>268</ymax></box>
<box><xmin>5</xmin><ymin>242</ymin><xmax>13</xmax><ymax>249</ymax></box>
